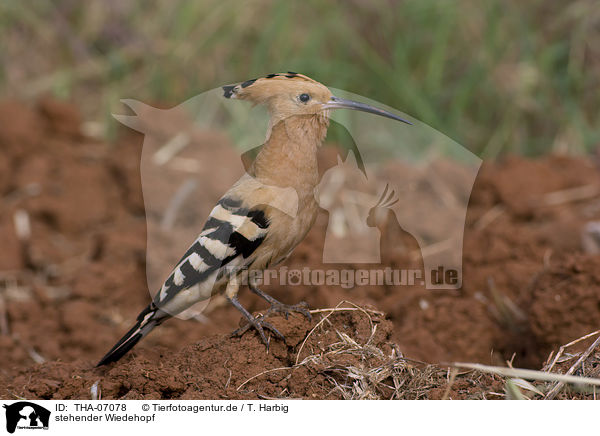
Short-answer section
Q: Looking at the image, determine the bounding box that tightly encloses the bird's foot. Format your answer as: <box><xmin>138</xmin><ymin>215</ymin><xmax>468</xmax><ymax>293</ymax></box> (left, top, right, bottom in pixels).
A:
<box><xmin>227</xmin><ymin>295</ymin><xmax>285</xmax><ymax>347</ymax></box>
<box><xmin>266</xmin><ymin>300</ymin><xmax>312</xmax><ymax>322</ymax></box>
<box><xmin>231</xmin><ymin>312</ymin><xmax>285</xmax><ymax>347</ymax></box>
<box><xmin>250</xmin><ymin>284</ymin><xmax>312</xmax><ymax>321</ymax></box>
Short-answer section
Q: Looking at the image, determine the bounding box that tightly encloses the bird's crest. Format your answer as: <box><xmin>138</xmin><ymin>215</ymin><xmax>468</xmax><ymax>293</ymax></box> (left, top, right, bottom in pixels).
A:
<box><xmin>223</xmin><ymin>72</ymin><xmax>320</xmax><ymax>99</ymax></box>
<box><xmin>222</xmin><ymin>72</ymin><xmax>332</xmax><ymax>109</ymax></box>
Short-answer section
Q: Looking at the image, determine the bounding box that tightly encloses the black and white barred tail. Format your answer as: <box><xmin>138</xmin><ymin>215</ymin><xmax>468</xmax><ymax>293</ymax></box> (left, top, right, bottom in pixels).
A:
<box><xmin>96</xmin><ymin>303</ymin><xmax>168</xmax><ymax>367</ymax></box>
<box><xmin>96</xmin><ymin>194</ymin><xmax>271</xmax><ymax>366</ymax></box>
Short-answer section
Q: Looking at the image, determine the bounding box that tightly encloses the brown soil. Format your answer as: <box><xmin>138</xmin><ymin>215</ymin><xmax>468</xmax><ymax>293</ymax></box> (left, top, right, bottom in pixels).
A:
<box><xmin>1</xmin><ymin>98</ymin><xmax>599</xmax><ymax>399</ymax></box>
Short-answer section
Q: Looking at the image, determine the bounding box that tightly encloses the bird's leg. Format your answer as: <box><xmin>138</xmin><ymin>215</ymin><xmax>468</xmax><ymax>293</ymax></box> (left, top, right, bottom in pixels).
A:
<box><xmin>227</xmin><ymin>295</ymin><xmax>285</xmax><ymax>347</ymax></box>
<box><xmin>249</xmin><ymin>283</ymin><xmax>312</xmax><ymax>321</ymax></box>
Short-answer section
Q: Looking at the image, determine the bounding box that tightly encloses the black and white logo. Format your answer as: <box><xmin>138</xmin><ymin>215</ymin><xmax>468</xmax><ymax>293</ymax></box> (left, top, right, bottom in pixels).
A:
<box><xmin>3</xmin><ymin>402</ymin><xmax>50</xmax><ymax>434</ymax></box>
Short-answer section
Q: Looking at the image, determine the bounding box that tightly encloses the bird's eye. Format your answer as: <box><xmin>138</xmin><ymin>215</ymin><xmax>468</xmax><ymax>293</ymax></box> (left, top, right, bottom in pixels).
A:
<box><xmin>299</xmin><ymin>93</ymin><xmax>311</xmax><ymax>103</ymax></box>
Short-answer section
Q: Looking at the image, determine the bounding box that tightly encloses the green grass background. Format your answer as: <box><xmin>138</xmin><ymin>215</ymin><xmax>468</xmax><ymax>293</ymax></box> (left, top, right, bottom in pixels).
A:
<box><xmin>1</xmin><ymin>0</ymin><xmax>598</xmax><ymax>157</ymax></box>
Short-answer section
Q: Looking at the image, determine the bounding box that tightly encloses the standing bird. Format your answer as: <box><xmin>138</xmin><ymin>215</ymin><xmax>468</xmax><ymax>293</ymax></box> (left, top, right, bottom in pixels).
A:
<box><xmin>97</xmin><ymin>72</ymin><xmax>411</xmax><ymax>366</ymax></box>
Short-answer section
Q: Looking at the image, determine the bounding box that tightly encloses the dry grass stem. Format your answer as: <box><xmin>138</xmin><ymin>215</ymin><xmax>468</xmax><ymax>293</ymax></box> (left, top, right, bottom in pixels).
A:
<box><xmin>544</xmin><ymin>332</ymin><xmax>600</xmax><ymax>400</ymax></box>
<box><xmin>543</xmin><ymin>329</ymin><xmax>600</xmax><ymax>373</ymax></box>
<box><xmin>453</xmin><ymin>362</ymin><xmax>600</xmax><ymax>386</ymax></box>
<box><xmin>540</xmin><ymin>184</ymin><xmax>600</xmax><ymax>206</ymax></box>
<box><xmin>152</xmin><ymin>132</ymin><xmax>191</xmax><ymax>166</ymax></box>
<box><xmin>474</xmin><ymin>204</ymin><xmax>505</xmax><ymax>231</ymax></box>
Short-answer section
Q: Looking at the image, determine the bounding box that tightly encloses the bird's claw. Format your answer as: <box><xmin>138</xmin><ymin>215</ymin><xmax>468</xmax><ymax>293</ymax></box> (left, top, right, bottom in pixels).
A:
<box><xmin>229</xmin><ymin>290</ymin><xmax>311</xmax><ymax>349</ymax></box>
<box><xmin>266</xmin><ymin>300</ymin><xmax>312</xmax><ymax>322</ymax></box>
<box><xmin>249</xmin><ymin>285</ymin><xmax>312</xmax><ymax>321</ymax></box>
<box><xmin>231</xmin><ymin>313</ymin><xmax>285</xmax><ymax>347</ymax></box>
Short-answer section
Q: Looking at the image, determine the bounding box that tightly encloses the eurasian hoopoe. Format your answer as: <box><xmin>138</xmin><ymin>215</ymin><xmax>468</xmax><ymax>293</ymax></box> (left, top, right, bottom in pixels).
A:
<box><xmin>97</xmin><ymin>72</ymin><xmax>411</xmax><ymax>366</ymax></box>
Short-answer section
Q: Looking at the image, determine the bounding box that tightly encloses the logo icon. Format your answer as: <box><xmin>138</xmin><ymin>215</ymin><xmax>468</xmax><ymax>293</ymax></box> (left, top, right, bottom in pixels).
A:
<box><xmin>3</xmin><ymin>402</ymin><xmax>50</xmax><ymax>434</ymax></box>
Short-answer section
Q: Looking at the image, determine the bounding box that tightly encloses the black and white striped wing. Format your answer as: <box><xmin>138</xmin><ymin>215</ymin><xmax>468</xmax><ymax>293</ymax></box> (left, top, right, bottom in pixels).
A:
<box><xmin>153</xmin><ymin>196</ymin><xmax>269</xmax><ymax>314</ymax></box>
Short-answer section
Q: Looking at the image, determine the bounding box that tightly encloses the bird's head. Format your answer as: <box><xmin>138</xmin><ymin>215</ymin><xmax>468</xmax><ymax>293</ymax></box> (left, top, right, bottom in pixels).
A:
<box><xmin>223</xmin><ymin>72</ymin><xmax>411</xmax><ymax>126</ymax></box>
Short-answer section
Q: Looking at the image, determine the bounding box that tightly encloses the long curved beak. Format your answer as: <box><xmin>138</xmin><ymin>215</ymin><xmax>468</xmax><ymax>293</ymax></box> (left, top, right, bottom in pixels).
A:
<box><xmin>322</xmin><ymin>96</ymin><xmax>412</xmax><ymax>125</ymax></box>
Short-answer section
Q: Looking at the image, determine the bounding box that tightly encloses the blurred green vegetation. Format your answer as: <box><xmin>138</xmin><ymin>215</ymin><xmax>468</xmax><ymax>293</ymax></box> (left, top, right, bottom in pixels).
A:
<box><xmin>1</xmin><ymin>0</ymin><xmax>598</xmax><ymax>157</ymax></box>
